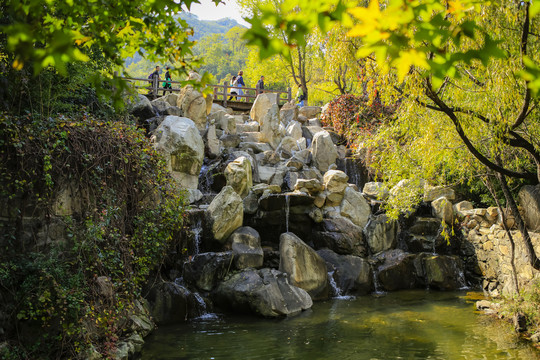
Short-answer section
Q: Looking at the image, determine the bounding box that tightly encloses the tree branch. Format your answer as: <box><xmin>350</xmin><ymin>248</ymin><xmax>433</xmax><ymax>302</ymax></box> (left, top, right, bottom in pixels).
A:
<box><xmin>512</xmin><ymin>1</ymin><xmax>531</xmax><ymax>130</ymax></box>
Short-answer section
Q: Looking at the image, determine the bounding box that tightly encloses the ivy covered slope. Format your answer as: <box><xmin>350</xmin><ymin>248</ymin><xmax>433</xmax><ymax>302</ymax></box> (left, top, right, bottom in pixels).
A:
<box><xmin>0</xmin><ymin>113</ymin><xmax>187</xmax><ymax>358</ymax></box>
<box><xmin>0</xmin><ymin>0</ymin><xmax>207</xmax><ymax>358</ymax></box>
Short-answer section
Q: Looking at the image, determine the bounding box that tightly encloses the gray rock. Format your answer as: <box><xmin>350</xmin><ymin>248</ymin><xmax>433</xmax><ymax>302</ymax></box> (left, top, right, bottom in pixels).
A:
<box><xmin>279</xmin><ymin>232</ymin><xmax>329</xmax><ymax>300</ymax></box>
<box><xmin>340</xmin><ymin>186</ymin><xmax>371</xmax><ymax>228</ymax></box>
<box><xmin>183</xmin><ymin>252</ymin><xmax>234</xmax><ymax>291</ymax></box>
<box><xmin>299</xmin><ymin>106</ymin><xmax>322</xmax><ymax>119</ymax></box>
<box><xmin>365</xmin><ymin>214</ymin><xmax>398</xmax><ymax>254</ymax></box>
<box><xmin>280</xmin><ymin>102</ymin><xmax>299</xmax><ymax>124</ymax></box>
<box><xmin>154</xmin><ymin>116</ymin><xmax>204</xmax><ymax>189</ymax></box>
<box><xmin>318</xmin><ymin>249</ymin><xmax>373</xmax><ymax>295</ymax></box>
<box><xmin>423</xmin><ymin>255</ymin><xmax>465</xmax><ymax>290</ymax></box>
<box><xmin>213</xmin><ymin>268</ymin><xmax>312</xmax><ymax>317</ymax></box>
<box><xmin>432</xmin><ymin>196</ymin><xmax>454</xmax><ymax>224</ymax></box>
<box><xmin>207</xmin><ymin>186</ymin><xmax>244</xmax><ymax>242</ymax></box>
<box><xmin>145</xmin><ymin>281</ymin><xmax>201</xmax><ymax>324</ymax></box>
<box><xmin>424</xmin><ymin>185</ymin><xmax>456</xmax><ymax>202</ymax></box>
<box><xmin>373</xmin><ymin>250</ymin><xmax>418</xmax><ymax>291</ymax></box>
<box><xmin>129</xmin><ymin>94</ymin><xmax>155</xmax><ymax>121</ymax></box>
<box><xmin>313</xmin><ymin>216</ymin><xmax>367</xmax><ymax>256</ymax></box>
<box><xmin>518</xmin><ymin>184</ymin><xmax>540</xmax><ymax>232</ymax></box>
<box><xmin>177</xmin><ymin>85</ymin><xmax>209</xmax><ymax>130</ymax></box>
<box><xmin>220</xmin><ymin>134</ymin><xmax>241</xmax><ymax>148</ymax></box>
<box><xmin>311</xmin><ymin>131</ymin><xmax>338</xmax><ymax>172</ymax></box>
<box><xmin>229</xmin><ymin>226</ymin><xmax>264</xmax><ymax>269</ymax></box>
<box><xmin>250</xmin><ymin>93</ymin><xmax>278</xmax><ymax>123</ymax></box>
<box><xmin>224</xmin><ymin>156</ymin><xmax>253</xmax><ymax>198</ymax></box>
<box><xmin>362</xmin><ymin>182</ymin><xmax>389</xmax><ymax>200</ymax></box>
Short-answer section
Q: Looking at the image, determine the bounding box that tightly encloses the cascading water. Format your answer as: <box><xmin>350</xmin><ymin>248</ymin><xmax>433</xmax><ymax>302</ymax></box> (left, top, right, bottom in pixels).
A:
<box><xmin>192</xmin><ymin>292</ymin><xmax>218</xmax><ymax>320</ymax></box>
<box><xmin>328</xmin><ymin>271</ymin><xmax>355</xmax><ymax>300</ymax></box>
<box><xmin>371</xmin><ymin>267</ymin><xmax>386</xmax><ymax>296</ymax></box>
<box><xmin>192</xmin><ymin>218</ymin><xmax>203</xmax><ymax>255</ymax></box>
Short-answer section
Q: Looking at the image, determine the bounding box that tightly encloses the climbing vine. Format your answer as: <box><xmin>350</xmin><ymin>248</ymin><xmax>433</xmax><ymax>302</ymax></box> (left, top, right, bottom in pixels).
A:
<box><xmin>0</xmin><ymin>113</ymin><xmax>187</xmax><ymax>358</ymax></box>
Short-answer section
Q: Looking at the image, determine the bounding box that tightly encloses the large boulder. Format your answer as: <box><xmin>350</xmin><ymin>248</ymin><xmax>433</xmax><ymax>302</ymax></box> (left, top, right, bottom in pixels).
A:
<box><xmin>323</xmin><ymin>170</ymin><xmax>349</xmax><ymax>193</ymax></box>
<box><xmin>224</xmin><ymin>156</ymin><xmax>253</xmax><ymax>198</ymax></box>
<box><xmin>280</xmin><ymin>102</ymin><xmax>299</xmax><ymax>124</ymax></box>
<box><xmin>286</xmin><ymin>121</ymin><xmax>303</xmax><ymax>140</ymax></box>
<box><xmin>144</xmin><ymin>281</ymin><xmax>201</xmax><ymax>324</ymax></box>
<box><xmin>153</xmin><ymin>116</ymin><xmax>204</xmax><ymax>189</ymax></box>
<box><xmin>317</xmin><ymin>249</ymin><xmax>373</xmax><ymax>295</ymax></box>
<box><xmin>250</xmin><ymin>92</ymin><xmax>278</xmax><ymax>123</ymax></box>
<box><xmin>313</xmin><ymin>216</ymin><xmax>367</xmax><ymax>256</ymax></box>
<box><xmin>213</xmin><ymin>268</ymin><xmax>312</xmax><ymax>317</ymax></box>
<box><xmin>183</xmin><ymin>252</ymin><xmax>233</xmax><ymax>291</ymax></box>
<box><xmin>299</xmin><ymin>106</ymin><xmax>322</xmax><ymax>119</ymax></box>
<box><xmin>364</xmin><ymin>214</ymin><xmax>398</xmax><ymax>254</ymax></box>
<box><xmin>340</xmin><ymin>187</ymin><xmax>371</xmax><ymax>228</ymax></box>
<box><xmin>311</xmin><ymin>131</ymin><xmax>338</xmax><ymax>172</ymax></box>
<box><xmin>424</xmin><ymin>185</ymin><xmax>456</xmax><ymax>202</ymax></box>
<box><xmin>151</xmin><ymin>99</ymin><xmax>182</xmax><ymax>116</ymax></box>
<box><xmin>259</xmin><ymin>104</ymin><xmax>283</xmax><ymax>148</ymax></box>
<box><xmin>279</xmin><ymin>232</ymin><xmax>329</xmax><ymax>299</ymax></box>
<box><xmin>423</xmin><ymin>255</ymin><xmax>465</xmax><ymax>290</ymax></box>
<box><xmin>205</xmin><ymin>121</ymin><xmax>221</xmax><ymax>158</ymax></box>
<box><xmin>453</xmin><ymin>201</ymin><xmax>474</xmax><ymax>219</ymax></box>
<box><xmin>129</xmin><ymin>94</ymin><xmax>155</xmax><ymax>121</ymax></box>
<box><xmin>518</xmin><ymin>184</ymin><xmax>540</xmax><ymax>232</ymax></box>
<box><xmin>432</xmin><ymin>196</ymin><xmax>454</xmax><ymax>224</ymax></box>
<box><xmin>362</xmin><ymin>182</ymin><xmax>389</xmax><ymax>200</ymax></box>
<box><xmin>373</xmin><ymin>250</ymin><xmax>419</xmax><ymax>291</ymax></box>
<box><xmin>207</xmin><ymin>186</ymin><xmax>244</xmax><ymax>242</ymax></box>
<box><xmin>228</xmin><ymin>226</ymin><xmax>264</xmax><ymax>269</ymax></box>
<box><xmin>177</xmin><ymin>85</ymin><xmax>208</xmax><ymax>130</ymax></box>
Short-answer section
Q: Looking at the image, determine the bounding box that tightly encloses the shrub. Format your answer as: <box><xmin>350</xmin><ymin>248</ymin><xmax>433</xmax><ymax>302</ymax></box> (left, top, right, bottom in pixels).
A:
<box><xmin>320</xmin><ymin>93</ymin><xmax>396</xmax><ymax>149</ymax></box>
<box><xmin>0</xmin><ymin>113</ymin><xmax>186</xmax><ymax>358</ymax></box>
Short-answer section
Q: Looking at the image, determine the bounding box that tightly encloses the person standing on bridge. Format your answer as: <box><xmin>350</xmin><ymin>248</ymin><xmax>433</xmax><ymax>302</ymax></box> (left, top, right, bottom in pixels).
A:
<box><xmin>256</xmin><ymin>76</ymin><xmax>265</xmax><ymax>96</ymax></box>
<box><xmin>236</xmin><ymin>70</ymin><xmax>245</xmax><ymax>101</ymax></box>
<box><xmin>228</xmin><ymin>75</ymin><xmax>238</xmax><ymax>101</ymax></box>
<box><xmin>162</xmin><ymin>66</ymin><xmax>172</xmax><ymax>95</ymax></box>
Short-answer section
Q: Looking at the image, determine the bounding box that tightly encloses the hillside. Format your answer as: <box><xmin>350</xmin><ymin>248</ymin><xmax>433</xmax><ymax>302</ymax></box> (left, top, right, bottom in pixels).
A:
<box><xmin>124</xmin><ymin>13</ymin><xmax>245</xmax><ymax>67</ymax></box>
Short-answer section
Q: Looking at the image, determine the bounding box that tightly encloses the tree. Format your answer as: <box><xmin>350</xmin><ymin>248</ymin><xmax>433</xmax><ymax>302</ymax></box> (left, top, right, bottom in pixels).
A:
<box><xmin>244</xmin><ymin>0</ymin><xmax>540</xmax><ymax>270</ymax></box>
<box><xmin>1</xmin><ymin>0</ymin><xmax>218</xmax><ymax>108</ymax></box>
<box><xmin>239</xmin><ymin>0</ymin><xmax>319</xmax><ymax>103</ymax></box>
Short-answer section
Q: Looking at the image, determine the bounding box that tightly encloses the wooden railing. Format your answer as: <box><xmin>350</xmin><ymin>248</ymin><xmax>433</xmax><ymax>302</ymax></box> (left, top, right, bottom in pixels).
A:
<box><xmin>213</xmin><ymin>82</ymin><xmax>291</xmax><ymax>107</ymax></box>
<box><xmin>120</xmin><ymin>75</ymin><xmax>292</xmax><ymax>106</ymax></box>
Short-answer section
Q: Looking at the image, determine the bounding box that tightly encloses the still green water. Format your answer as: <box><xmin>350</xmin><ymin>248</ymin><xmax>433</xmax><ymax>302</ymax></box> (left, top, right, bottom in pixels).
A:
<box><xmin>139</xmin><ymin>290</ymin><xmax>539</xmax><ymax>359</ymax></box>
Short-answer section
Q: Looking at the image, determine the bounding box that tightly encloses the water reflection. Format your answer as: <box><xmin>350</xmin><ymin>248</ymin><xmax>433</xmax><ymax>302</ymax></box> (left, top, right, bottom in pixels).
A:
<box><xmin>139</xmin><ymin>290</ymin><xmax>539</xmax><ymax>359</ymax></box>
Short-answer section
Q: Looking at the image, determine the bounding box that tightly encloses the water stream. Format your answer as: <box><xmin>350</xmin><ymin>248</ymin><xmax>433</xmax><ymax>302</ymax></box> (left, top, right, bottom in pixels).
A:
<box><xmin>139</xmin><ymin>290</ymin><xmax>539</xmax><ymax>359</ymax></box>
<box><xmin>285</xmin><ymin>194</ymin><xmax>290</xmax><ymax>233</ymax></box>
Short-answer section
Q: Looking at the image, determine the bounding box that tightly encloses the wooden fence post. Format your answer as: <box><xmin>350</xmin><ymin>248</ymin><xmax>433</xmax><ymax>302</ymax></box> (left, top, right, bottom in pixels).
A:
<box><xmin>152</xmin><ymin>74</ymin><xmax>158</xmax><ymax>98</ymax></box>
<box><xmin>223</xmin><ymin>81</ymin><xmax>228</xmax><ymax>108</ymax></box>
<box><xmin>287</xmin><ymin>87</ymin><xmax>292</xmax><ymax>103</ymax></box>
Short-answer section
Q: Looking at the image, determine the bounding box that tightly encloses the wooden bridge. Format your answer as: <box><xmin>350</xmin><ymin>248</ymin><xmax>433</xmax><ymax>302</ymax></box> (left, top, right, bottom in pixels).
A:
<box><xmin>123</xmin><ymin>75</ymin><xmax>292</xmax><ymax>111</ymax></box>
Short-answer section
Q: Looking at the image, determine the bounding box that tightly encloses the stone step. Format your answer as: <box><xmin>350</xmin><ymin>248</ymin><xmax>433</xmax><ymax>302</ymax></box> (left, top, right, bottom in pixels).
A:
<box><xmin>237</xmin><ymin>122</ymin><xmax>260</xmax><ymax>133</ymax></box>
<box><xmin>239</xmin><ymin>132</ymin><xmax>262</xmax><ymax>143</ymax></box>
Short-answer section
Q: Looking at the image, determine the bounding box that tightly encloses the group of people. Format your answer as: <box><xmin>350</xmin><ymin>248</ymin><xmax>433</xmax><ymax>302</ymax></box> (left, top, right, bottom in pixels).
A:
<box><xmin>149</xmin><ymin>65</ymin><xmax>305</xmax><ymax>107</ymax></box>
<box><xmin>148</xmin><ymin>65</ymin><xmax>172</xmax><ymax>96</ymax></box>
<box><xmin>228</xmin><ymin>71</ymin><xmax>266</xmax><ymax>101</ymax></box>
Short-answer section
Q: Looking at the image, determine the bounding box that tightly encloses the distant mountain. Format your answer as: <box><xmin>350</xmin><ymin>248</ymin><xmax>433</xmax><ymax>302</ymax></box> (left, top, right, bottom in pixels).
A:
<box><xmin>123</xmin><ymin>14</ymin><xmax>246</xmax><ymax>67</ymax></box>
<box><xmin>179</xmin><ymin>13</ymin><xmax>246</xmax><ymax>41</ymax></box>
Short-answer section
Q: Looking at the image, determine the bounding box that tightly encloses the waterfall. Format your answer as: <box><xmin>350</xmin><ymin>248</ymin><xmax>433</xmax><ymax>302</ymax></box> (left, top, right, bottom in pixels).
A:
<box><xmin>192</xmin><ymin>218</ymin><xmax>203</xmax><ymax>255</ymax></box>
<box><xmin>285</xmin><ymin>194</ymin><xmax>290</xmax><ymax>233</ymax></box>
<box><xmin>198</xmin><ymin>164</ymin><xmax>214</xmax><ymax>195</ymax></box>
<box><xmin>328</xmin><ymin>271</ymin><xmax>355</xmax><ymax>300</ymax></box>
<box><xmin>192</xmin><ymin>292</ymin><xmax>218</xmax><ymax>320</ymax></box>
<box><xmin>371</xmin><ymin>267</ymin><xmax>386</xmax><ymax>296</ymax></box>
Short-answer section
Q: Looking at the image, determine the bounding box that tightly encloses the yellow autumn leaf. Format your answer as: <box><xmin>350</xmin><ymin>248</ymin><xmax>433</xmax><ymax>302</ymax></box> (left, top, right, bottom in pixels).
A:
<box><xmin>393</xmin><ymin>49</ymin><xmax>429</xmax><ymax>81</ymax></box>
<box><xmin>347</xmin><ymin>0</ymin><xmax>382</xmax><ymax>38</ymax></box>
<box><xmin>12</xmin><ymin>59</ymin><xmax>24</xmax><ymax>70</ymax></box>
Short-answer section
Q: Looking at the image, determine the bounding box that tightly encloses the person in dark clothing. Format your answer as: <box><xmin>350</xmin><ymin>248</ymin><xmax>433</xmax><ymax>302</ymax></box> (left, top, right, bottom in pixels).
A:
<box><xmin>236</xmin><ymin>70</ymin><xmax>245</xmax><ymax>101</ymax></box>
<box><xmin>228</xmin><ymin>75</ymin><xmax>238</xmax><ymax>101</ymax></box>
<box><xmin>148</xmin><ymin>66</ymin><xmax>160</xmax><ymax>95</ymax></box>
<box><xmin>162</xmin><ymin>66</ymin><xmax>172</xmax><ymax>95</ymax></box>
<box><xmin>256</xmin><ymin>76</ymin><xmax>265</xmax><ymax>95</ymax></box>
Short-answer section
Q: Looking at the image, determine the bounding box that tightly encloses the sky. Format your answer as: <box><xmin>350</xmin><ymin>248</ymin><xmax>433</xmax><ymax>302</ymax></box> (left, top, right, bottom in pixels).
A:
<box><xmin>184</xmin><ymin>0</ymin><xmax>250</xmax><ymax>27</ymax></box>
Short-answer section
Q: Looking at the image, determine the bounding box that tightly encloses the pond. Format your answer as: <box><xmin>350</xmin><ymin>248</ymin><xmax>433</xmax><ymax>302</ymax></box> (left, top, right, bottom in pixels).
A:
<box><xmin>139</xmin><ymin>290</ymin><xmax>539</xmax><ymax>359</ymax></box>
